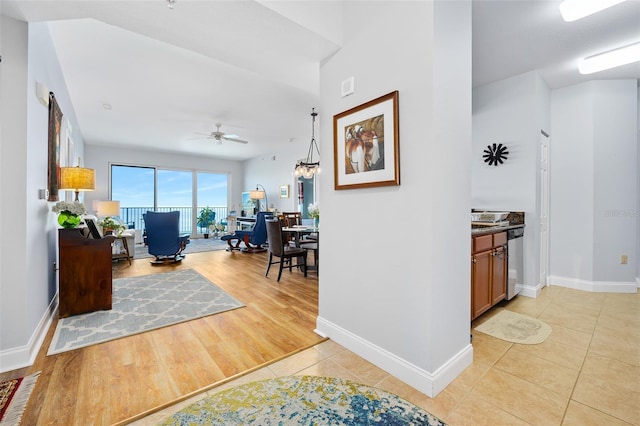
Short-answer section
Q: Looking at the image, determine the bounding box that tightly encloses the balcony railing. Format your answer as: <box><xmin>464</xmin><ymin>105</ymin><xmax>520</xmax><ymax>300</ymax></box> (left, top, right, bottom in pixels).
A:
<box><xmin>119</xmin><ymin>206</ymin><xmax>228</xmax><ymax>235</ymax></box>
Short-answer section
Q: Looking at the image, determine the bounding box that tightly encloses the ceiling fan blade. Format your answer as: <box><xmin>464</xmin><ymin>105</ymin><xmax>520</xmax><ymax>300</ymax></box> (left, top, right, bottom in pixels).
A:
<box><xmin>194</xmin><ymin>132</ymin><xmax>212</xmax><ymax>136</ymax></box>
<box><xmin>223</xmin><ymin>136</ymin><xmax>249</xmax><ymax>144</ymax></box>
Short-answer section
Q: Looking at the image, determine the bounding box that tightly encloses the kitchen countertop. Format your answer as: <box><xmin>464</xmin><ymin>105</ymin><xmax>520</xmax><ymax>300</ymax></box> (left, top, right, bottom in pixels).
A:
<box><xmin>471</xmin><ymin>223</ymin><xmax>525</xmax><ymax>236</ymax></box>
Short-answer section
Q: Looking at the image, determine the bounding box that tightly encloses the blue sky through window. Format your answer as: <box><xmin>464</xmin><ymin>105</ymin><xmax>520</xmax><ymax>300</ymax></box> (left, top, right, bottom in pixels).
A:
<box><xmin>111</xmin><ymin>165</ymin><xmax>227</xmax><ymax>208</ymax></box>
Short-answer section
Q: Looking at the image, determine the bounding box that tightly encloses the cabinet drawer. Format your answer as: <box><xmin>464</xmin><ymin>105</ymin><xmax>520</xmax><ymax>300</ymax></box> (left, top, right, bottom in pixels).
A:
<box><xmin>473</xmin><ymin>234</ymin><xmax>493</xmax><ymax>253</ymax></box>
<box><xmin>493</xmin><ymin>232</ymin><xmax>507</xmax><ymax>247</ymax></box>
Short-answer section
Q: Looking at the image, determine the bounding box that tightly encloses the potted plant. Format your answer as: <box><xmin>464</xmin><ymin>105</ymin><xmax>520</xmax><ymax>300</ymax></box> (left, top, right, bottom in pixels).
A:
<box><xmin>98</xmin><ymin>216</ymin><xmax>125</xmax><ymax>236</ymax></box>
<box><xmin>197</xmin><ymin>206</ymin><xmax>216</xmax><ymax>238</ymax></box>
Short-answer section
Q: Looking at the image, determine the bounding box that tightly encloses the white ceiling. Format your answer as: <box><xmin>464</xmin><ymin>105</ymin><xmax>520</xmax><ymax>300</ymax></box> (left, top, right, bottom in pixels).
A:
<box><xmin>3</xmin><ymin>0</ymin><xmax>639</xmax><ymax>161</ymax></box>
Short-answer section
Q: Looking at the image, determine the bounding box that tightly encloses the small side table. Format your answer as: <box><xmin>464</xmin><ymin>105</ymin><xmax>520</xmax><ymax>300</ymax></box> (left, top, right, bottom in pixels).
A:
<box><xmin>112</xmin><ymin>236</ymin><xmax>132</xmax><ymax>265</ymax></box>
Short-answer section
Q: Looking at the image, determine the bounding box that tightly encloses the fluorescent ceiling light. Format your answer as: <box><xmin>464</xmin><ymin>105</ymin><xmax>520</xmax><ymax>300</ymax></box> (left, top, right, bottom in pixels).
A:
<box><xmin>579</xmin><ymin>42</ymin><xmax>640</xmax><ymax>74</ymax></box>
<box><xmin>559</xmin><ymin>0</ymin><xmax>627</xmax><ymax>21</ymax></box>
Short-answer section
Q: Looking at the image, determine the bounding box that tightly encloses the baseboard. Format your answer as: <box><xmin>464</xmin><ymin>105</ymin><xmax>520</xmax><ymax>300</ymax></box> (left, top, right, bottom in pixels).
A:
<box><xmin>519</xmin><ymin>282</ymin><xmax>543</xmax><ymax>298</ymax></box>
<box><xmin>315</xmin><ymin>316</ymin><xmax>473</xmax><ymax>398</ymax></box>
<box><xmin>548</xmin><ymin>276</ymin><xmax>637</xmax><ymax>293</ymax></box>
<box><xmin>0</xmin><ymin>294</ymin><xmax>57</xmax><ymax>373</ymax></box>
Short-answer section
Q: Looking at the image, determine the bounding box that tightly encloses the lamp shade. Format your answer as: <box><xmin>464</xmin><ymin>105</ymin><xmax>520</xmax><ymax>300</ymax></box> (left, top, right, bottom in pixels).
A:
<box><xmin>59</xmin><ymin>167</ymin><xmax>95</xmax><ymax>192</ymax></box>
<box><xmin>249</xmin><ymin>190</ymin><xmax>265</xmax><ymax>200</ymax></box>
<box><xmin>96</xmin><ymin>200</ymin><xmax>121</xmax><ymax>217</ymax></box>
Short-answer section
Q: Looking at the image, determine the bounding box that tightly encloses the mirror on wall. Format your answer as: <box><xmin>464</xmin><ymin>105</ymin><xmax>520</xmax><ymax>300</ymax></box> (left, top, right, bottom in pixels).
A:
<box><xmin>296</xmin><ymin>175</ymin><xmax>315</xmax><ymax>218</ymax></box>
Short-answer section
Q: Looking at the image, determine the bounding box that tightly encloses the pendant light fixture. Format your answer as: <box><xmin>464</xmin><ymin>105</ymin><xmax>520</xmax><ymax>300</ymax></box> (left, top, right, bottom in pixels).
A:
<box><xmin>294</xmin><ymin>108</ymin><xmax>320</xmax><ymax>179</ymax></box>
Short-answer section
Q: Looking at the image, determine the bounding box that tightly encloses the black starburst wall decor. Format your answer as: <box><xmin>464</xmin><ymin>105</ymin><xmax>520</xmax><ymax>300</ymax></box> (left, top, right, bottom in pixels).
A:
<box><xmin>483</xmin><ymin>143</ymin><xmax>509</xmax><ymax>166</ymax></box>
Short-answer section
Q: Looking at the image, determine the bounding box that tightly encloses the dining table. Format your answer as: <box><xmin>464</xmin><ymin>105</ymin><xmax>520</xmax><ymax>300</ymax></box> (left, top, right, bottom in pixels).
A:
<box><xmin>281</xmin><ymin>225</ymin><xmax>318</xmax><ymax>245</ymax></box>
<box><xmin>282</xmin><ymin>225</ymin><xmax>319</xmax><ymax>272</ymax></box>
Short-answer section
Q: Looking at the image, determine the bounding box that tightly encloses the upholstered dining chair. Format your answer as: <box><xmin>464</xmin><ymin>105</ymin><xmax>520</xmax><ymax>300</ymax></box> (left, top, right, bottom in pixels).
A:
<box><xmin>144</xmin><ymin>211</ymin><xmax>190</xmax><ymax>264</ymax></box>
<box><xmin>281</xmin><ymin>211</ymin><xmax>302</xmax><ymax>227</ymax></box>
<box><xmin>221</xmin><ymin>211</ymin><xmax>273</xmax><ymax>252</ymax></box>
<box><xmin>264</xmin><ymin>218</ymin><xmax>307</xmax><ymax>282</ymax></box>
<box><xmin>281</xmin><ymin>211</ymin><xmax>303</xmax><ymax>246</ymax></box>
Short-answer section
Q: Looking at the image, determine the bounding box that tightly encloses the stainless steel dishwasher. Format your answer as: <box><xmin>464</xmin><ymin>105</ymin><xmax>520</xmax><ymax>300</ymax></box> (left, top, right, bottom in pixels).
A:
<box><xmin>506</xmin><ymin>227</ymin><xmax>524</xmax><ymax>300</ymax></box>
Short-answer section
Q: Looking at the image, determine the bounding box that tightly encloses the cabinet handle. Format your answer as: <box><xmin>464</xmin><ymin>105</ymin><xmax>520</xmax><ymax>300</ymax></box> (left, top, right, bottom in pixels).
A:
<box><xmin>471</xmin><ymin>257</ymin><xmax>476</xmax><ymax>264</ymax></box>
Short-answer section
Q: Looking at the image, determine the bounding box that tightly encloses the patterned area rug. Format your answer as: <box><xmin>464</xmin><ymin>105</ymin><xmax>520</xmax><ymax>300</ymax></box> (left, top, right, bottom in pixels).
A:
<box><xmin>474</xmin><ymin>309</ymin><xmax>552</xmax><ymax>344</ymax></box>
<box><xmin>161</xmin><ymin>376</ymin><xmax>447</xmax><ymax>425</ymax></box>
<box><xmin>48</xmin><ymin>269</ymin><xmax>243</xmax><ymax>355</ymax></box>
<box><xmin>0</xmin><ymin>372</ymin><xmax>39</xmax><ymax>425</ymax></box>
<box><xmin>135</xmin><ymin>237</ymin><xmax>228</xmax><ymax>260</ymax></box>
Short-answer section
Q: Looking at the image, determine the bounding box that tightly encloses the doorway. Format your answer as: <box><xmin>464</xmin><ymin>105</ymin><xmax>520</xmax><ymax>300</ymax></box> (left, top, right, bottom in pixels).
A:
<box><xmin>539</xmin><ymin>130</ymin><xmax>550</xmax><ymax>287</ymax></box>
<box><xmin>296</xmin><ymin>176</ymin><xmax>316</xmax><ymax>218</ymax></box>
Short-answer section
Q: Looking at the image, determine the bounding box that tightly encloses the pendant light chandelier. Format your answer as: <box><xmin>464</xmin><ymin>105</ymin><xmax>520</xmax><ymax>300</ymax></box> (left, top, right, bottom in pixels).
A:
<box><xmin>294</xmin><ymin>108</ymin><xmax>320</xmax><ymax>179</ymax></box>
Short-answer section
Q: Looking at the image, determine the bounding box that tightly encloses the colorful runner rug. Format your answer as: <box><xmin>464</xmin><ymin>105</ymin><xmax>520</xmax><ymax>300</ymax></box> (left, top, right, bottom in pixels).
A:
<box><xmin>161</xmin><ymin>375</ymin><xmax>447</xmax><ymax>425</ymax></box>
<box><xmin>0</xmin><ymin>372</ymin><xmax>40</xmax><ymax>425</ymax></box>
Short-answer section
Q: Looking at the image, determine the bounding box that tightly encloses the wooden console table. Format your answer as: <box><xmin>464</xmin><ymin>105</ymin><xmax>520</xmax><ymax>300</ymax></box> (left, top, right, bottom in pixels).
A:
<box><xmin>58</xmin><ymin>228</ymin><xmax>114</xmax><ymax>318</ymax></box>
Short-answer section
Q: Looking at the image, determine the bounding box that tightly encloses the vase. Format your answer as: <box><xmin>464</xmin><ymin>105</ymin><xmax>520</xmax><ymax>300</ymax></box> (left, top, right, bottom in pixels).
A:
<box><xmin>58</xmin><ymin>211</ymin><xmax>81</xmax><ymax>229</ymax></box>
<box><xmin>314</xmin><ymin>217</ymin><xmax>319</xmax><ymax>228</ymax></box>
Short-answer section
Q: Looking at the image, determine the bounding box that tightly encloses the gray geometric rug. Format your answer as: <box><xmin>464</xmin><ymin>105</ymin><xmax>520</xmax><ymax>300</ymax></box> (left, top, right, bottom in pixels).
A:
<box><xmin>48</xmin><ymin>269</ymin><xmax>243</xmax><ymax>355</ymax></box>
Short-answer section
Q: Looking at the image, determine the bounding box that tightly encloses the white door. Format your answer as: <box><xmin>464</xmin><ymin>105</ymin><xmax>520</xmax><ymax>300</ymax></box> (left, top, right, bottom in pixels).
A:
<box><xmin>539</xmin><ymin>131</ymin><xmax>550</xmax><ymax>286</ymax></box>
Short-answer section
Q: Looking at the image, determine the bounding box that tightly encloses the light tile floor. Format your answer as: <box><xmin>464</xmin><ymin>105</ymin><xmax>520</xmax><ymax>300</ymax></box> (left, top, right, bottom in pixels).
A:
<box><xmin>131</xmin><ymin>286</ymin><xmax>639</xmax><ymax>425</ymax></box>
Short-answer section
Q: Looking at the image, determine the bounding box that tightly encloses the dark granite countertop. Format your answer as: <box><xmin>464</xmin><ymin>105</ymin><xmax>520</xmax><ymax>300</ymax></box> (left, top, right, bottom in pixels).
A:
<box><xmin>471</xmin><ymin>223</ymin><xmax>525</xmax><ymax>236</ymax></box>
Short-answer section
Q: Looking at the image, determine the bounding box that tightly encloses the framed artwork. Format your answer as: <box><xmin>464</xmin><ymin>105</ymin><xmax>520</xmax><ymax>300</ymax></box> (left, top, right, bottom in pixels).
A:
<box><xmin>279</xmin><ymin>185</ymin><xmax>290</xmax><ymax>198</ymax></box>
<box><xmin>241</xmin><ymin>192</ymin><xmax>256</xmax><ymax>215</ymax></box>
<box><xmin>333</xmin><ymin>91</ymin><xmax>400</xmax><ymax>190</ymax></box>
<box><xmin>47</xmin><ymin>92</ymin><xmax>63</xmax><ymax>201</ymax></box>
<box><xmin>62</xmin><ymin>119</ymin><xmax>75</xmax><ymax>202</ymax></box>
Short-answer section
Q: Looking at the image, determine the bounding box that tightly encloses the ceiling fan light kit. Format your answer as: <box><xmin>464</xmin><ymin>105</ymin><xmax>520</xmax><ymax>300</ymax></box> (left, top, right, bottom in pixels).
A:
<box><xmin>294</xmin><ymin>108</ymin><xmax>321</xmax><ymax>179</ymax></box>
<box><xmin>193</xmin><ymin>123</ymin><xmax>249</xmax><ymax>145</ymax></box>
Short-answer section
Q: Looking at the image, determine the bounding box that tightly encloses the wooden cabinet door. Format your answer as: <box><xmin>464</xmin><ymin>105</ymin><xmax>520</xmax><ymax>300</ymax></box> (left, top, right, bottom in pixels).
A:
<box><xmin>472</xmin><ymin>249</ymin><xmax>492</xmax><ymax>320</ymax></box>
<box><xmin>492</xmin><ymin>245</ymin><xmax>507</xmax><ymax>304</ymax></box>
<box><xmin>59</xmin><ymin>229</ymin><xmax>113</xmax><ymax>317</ymax></box>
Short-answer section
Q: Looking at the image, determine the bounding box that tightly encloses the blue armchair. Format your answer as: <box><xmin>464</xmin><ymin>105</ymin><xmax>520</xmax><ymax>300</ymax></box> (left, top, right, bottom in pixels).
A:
<box><xmin>221</xmin><ymin>211</ymin><xmax>273</xmax><ymax>252</ymax></box>
<box><xmin>144</xmin><ymin>211</ymin><xmax>190</xmax><ymax>264</ymax></box>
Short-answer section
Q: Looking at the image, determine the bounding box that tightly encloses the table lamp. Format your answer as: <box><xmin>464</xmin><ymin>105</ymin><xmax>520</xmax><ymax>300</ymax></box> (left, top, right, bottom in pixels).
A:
<box><xmin>59</xmin><ymin>165</ymin><xmax>95</xmax><ymax>202</ymax></box>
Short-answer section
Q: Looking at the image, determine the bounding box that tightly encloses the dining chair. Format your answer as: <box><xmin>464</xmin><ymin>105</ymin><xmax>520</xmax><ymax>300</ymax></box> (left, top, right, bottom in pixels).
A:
<box><xmin>264</xmin><ymin>218</ymin><xmax>307</xmax><ymax>282</ymax></box>
<box><xmin>281</xmin><ymin>212</ymin><xmax>302</xmax><ymax>227</ymax></box>
<box><xmin>299</xmin><ymin>239</ymin><xmax>318</xmax><ymax>274</ymax></box>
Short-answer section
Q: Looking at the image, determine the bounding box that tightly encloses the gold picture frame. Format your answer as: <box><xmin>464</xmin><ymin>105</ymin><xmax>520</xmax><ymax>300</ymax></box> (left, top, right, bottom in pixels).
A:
<box><xmin>279</xmin><ymin>185</ymin><xmax>290</xmax><ymax>198</ymax></box>
<box><xmin>333</xmin><ymin>91</ymin><xmax>400</xmax><ymax>190</ymax></box>
<box><xmin>47</xmin><ymin>92</ymin><xmax>63</xmax><ymax>201</ymax></box>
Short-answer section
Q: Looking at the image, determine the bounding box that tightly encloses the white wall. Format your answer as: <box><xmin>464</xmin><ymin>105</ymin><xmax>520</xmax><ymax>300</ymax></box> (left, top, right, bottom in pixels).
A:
<box><xmin>1</xmin><ymin>20</ymin><xmax>84</xmax><ymax>371</ymax></box>
<box><xmin>84</xmin><ymin>145</ymin><xmax>246</xmax><ymax>212</ymax></box>
<box><xmin>316</xmin><ymin>1</ymin><xmax>473</xmax><ymax>397</ymax></box>
<box><xmin>1</xmin><ymin>16</ymin><xmax>30</xmax><ymax>370</ymax></box>
<box><xmin>243</xmin><ymin>135</ymin><xmax>317</xmax><ymax>214</ymax></box>
<box><xmin>550</xmin><ymin>80</ymin><xmax>638</xmax><ymax>291</ymax></box>
<box><xmin>472</xmin><ymin>71</ymin><xmax>551</xmax><ymax>295</ymax></box>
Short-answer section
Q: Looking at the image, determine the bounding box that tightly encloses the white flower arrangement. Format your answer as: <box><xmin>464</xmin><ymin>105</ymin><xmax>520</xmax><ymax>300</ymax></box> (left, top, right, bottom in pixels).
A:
<box><xmin>308</xmin><ymin>202</ymin><xmax>319</xmax><ymax>219</ymax></box>
<box><xmin>209</xmin><ymin>221</ymin><xmax>226</xmax><ymax>232</ymax></box>
<box><xmin>52</xmin><ymin>201</ymin><xmax>86</xmax><ymax>216</ymax></box>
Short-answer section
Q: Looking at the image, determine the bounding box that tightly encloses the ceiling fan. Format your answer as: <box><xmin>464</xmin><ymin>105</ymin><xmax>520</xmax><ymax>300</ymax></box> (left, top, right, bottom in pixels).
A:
<box><xmin>193</xmin><ymin>123</ymin><xmax>249</xmax><ymax>145</ymax></box>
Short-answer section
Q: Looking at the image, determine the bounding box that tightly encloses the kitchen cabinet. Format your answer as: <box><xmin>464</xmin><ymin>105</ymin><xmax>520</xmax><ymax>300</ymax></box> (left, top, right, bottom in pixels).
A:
<box><xmin>58</xmin><ymin>228</ymin><xmax>114</xmax><ymax>318</ymax></box>
<box><xmin>471</xmin><ymin>231</ymin><xmax>507</xmax><ymax>320</ymax></box>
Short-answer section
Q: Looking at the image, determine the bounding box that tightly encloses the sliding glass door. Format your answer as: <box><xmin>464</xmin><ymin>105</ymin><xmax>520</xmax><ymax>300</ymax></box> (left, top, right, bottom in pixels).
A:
<box><xmin>111</xmin><ymin>165</ymin><xmax>154</xmax><ymax>230</ymax></box>
<box><xmin>157</xmin><ymin>169</ymin><xmax>193</xmax><ymax>234</ymax></box>
<box><xmin>111</xmin><ymin>164</ymin><xmax>228</xmax><ymax>236</ymax></box>
<box><xmin>196</xmin><ymin>172</ymin><xmax>228</xmax><ymax>234</ymax></box>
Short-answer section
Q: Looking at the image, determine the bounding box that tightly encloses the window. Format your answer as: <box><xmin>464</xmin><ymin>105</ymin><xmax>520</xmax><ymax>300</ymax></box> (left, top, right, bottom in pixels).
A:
<box><xmin>110</xmin><ymin>164</ymin><xmax>229</xmax><ymax>236</ymax></box>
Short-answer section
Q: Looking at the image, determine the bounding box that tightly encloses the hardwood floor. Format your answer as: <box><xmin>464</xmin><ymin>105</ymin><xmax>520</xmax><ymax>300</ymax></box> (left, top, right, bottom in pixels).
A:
<box><xmin>6</xmin><ymin>248</ymin><xmax>321</xmax><ymax>425</ymax></box>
